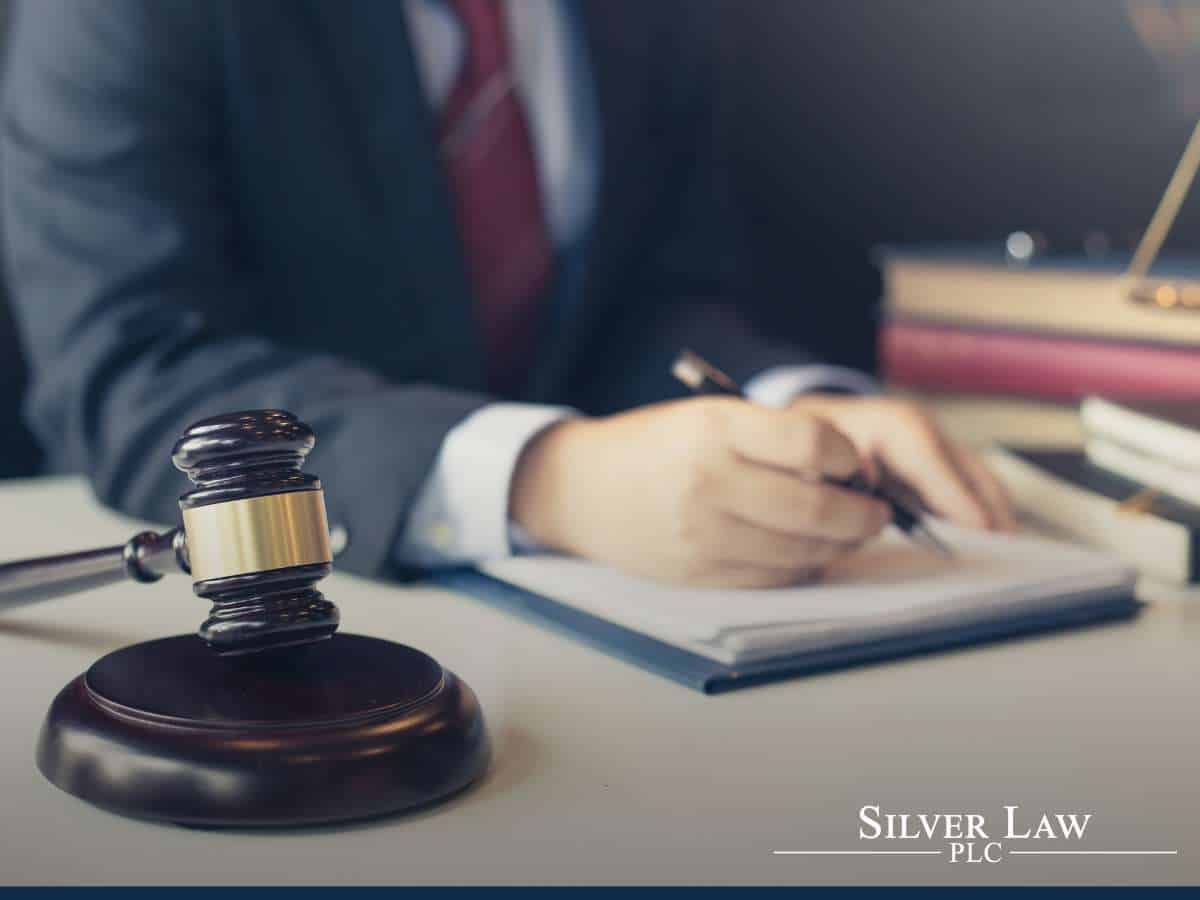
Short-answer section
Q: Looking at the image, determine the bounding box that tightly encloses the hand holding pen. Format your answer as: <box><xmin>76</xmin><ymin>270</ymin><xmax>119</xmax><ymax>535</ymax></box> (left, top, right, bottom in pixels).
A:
<box><xmin>670</xmin><ymin>350</ymin><xmax>951</xmax><ymax>556</ymax></box>
<box><xmin>508</xmin><ymin>351</ymin><xmax>1013</xmax><ymax>588</ymax></box>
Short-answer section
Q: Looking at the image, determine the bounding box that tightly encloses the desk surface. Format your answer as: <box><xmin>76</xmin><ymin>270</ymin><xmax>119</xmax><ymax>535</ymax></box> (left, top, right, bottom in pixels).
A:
<box><xmin>0</xmin><ymin>402</ymin><xmax>1197</xmax><ymax>886</ymax></box>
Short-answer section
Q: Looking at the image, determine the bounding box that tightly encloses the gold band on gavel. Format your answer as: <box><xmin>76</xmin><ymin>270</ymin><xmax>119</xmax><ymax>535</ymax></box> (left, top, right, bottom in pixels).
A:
<box><xmin>182</xmin><ymin>490</ymin><xmax>333</xmax><ymax>582</ymax></box>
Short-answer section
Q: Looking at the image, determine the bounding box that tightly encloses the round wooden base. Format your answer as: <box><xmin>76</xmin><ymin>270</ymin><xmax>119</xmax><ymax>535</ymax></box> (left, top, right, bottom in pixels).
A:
<box><xmin>36</xmin><ymin>633</ymin><xmax>490</xmax><ymax>827</ymax></box>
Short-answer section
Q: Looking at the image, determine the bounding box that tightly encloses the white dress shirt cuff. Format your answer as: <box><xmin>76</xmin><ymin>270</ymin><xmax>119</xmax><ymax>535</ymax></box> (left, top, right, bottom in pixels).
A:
<box><xmin>396</xmin><ymin>403</ymin><xmax>576</xmax><ymax>567</ymax></box>
<box><xmin>744</xmin><ymin>364</ymin><xmax>880</xmax><ymax>408</ymax></box>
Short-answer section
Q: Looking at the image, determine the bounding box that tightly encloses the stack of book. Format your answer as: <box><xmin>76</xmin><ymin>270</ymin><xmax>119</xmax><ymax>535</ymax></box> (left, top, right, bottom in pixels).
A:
<box><xmin>988</xmin><ymin>396</ymin><xmax>1200</xmax><ymax>583</ymax></box>
<box><xmin>878</xmin><ymin>245</ymin><xmax>1200</xmax><ymax>400</ymax></box>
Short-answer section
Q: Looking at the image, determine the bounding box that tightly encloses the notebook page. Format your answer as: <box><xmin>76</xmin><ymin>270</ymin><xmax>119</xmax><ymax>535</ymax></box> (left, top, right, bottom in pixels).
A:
<box><xmin>478</xmin><ymin>524</ymin><xmax>1134</xmax><ymax>648</ymax></box>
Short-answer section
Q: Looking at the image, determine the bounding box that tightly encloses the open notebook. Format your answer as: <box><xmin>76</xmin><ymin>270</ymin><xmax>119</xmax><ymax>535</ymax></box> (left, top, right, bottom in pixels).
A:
<box><xmin>433</xmin><ymin>524</ymin><xmax>1140</xmax><ymax>693</ymax></box>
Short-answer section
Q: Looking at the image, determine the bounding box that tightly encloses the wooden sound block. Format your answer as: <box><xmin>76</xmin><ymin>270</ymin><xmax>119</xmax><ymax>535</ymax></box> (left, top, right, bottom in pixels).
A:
<box><xmin>36</xmin><ymin>633</ymin><xmax>490</xmax><ymax>827</ymax></box>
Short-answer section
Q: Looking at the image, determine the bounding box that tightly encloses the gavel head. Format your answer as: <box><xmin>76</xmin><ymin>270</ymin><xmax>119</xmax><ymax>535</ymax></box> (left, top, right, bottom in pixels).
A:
<box><xmin>172</xmin><ymin>410</ymin><xmax>339</xmax><ymax>655</ymax></box>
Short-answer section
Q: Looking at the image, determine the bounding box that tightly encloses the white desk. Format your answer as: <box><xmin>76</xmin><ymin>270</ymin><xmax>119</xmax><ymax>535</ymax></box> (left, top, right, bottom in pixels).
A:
<box><xmin>1</xmin><ymin>461</ymin><xmax>1197</xmax><ymax>885</ymax></box>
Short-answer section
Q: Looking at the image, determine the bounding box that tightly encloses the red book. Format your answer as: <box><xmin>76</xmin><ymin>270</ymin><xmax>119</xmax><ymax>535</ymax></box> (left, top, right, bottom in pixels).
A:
<box><xmin>880</xmin><ymin>320</ymin><xmax>1200</xmax><ymax>401</ymax></box>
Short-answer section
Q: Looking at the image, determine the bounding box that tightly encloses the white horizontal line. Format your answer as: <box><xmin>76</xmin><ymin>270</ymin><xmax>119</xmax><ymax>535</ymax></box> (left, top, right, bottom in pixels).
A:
<box><xmin>1009</xmin><ymin>850</ymin><xmax>1178</xmax><ymax>856</ymax></box>
<box><xmin>773</xmin><ymin>850</ymin><xmax>943</xmax><ymax>856</ymax></box>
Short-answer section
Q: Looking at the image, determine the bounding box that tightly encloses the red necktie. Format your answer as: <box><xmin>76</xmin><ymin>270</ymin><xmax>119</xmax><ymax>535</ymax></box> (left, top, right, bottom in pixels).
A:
<box><xmin>439</xmin><ymin>0</ymin><xmax>553</xmax><ymax>391</ymax></box>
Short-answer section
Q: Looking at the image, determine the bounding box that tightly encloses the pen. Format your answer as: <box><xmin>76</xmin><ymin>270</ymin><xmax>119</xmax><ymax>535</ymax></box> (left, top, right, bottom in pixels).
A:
<box><xmin>670</xmin><ymin>348</ymin><xmax>954</xmax><ymax>558</ymax></box>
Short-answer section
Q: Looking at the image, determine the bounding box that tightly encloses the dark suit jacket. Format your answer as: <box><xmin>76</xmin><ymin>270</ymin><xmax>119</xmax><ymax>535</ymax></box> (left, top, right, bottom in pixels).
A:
<box><xmin>2</xmin><ymin>0</ymin><xmax>816</xmax><ymax>579</ymax></box>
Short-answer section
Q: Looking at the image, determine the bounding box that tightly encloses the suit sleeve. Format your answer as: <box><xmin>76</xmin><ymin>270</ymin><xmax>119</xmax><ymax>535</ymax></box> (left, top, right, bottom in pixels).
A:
<box><xmin>1</xmin><ymin>0</ymin><xmax>489</xmax><ymax>579</ymax></box>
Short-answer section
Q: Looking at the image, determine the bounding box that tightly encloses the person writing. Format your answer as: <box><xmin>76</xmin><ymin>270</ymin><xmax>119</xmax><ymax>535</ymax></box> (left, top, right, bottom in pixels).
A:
<box><xmin>2</xmin><ymin>0</ymin><xmax>1013</xmax><ymax>589</ymax></box>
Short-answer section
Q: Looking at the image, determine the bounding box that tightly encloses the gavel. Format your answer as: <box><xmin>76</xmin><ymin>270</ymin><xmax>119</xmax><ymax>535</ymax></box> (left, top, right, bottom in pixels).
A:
<box><xmin>1</xmin><ymin>410</ymin><xmax>490</xmax><ymax>827</ymax></box>
<box><xmin>0</xmin><ymin>409</ymin><xmax>339</xmax><ymax>654</ymax></box>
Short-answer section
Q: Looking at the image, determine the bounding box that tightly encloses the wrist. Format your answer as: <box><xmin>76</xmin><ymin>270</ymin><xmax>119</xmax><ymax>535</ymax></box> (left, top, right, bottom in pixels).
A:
<box><xmin>509</xmin><ymin>416</ymin><xmax>596</xmax><ymax>554</ymax></box>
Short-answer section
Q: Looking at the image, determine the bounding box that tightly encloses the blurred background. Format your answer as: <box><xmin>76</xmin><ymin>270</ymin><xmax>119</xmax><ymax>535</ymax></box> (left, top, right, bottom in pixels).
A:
<box><xmin>0</xmin><ymin>0</ymin><xmax>1197</xmax><ymax>478</ymax></box>
<box><xmin>728</xmin><ymin>0</ymin><xmax>1200</xmax><ymax>371</ymax></box>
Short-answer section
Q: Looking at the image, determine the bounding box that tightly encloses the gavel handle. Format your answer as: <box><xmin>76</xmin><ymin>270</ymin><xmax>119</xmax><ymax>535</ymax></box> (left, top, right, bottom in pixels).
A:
<box><xmin>0</xmin><ymin>528</ymin><xmax>189</xmax><ymax>610</ymax></box>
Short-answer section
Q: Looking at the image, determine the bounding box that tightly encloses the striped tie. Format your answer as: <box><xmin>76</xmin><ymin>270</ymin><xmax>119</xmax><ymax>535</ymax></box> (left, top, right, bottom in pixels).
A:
<box><xmin>439</xmin><ymin>0</ymin><xmax>553</xmax><ymax>391</ymax></box>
